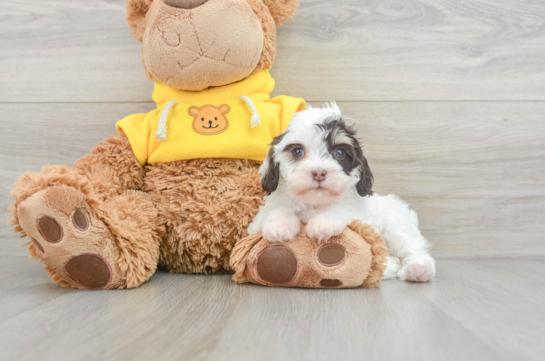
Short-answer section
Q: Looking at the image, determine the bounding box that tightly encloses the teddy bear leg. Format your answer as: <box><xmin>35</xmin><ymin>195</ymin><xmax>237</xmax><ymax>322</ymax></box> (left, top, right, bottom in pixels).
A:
<box><xmin>12</xmin><ymin>182</ymin><xmax>161</xmax><ymax>289</ymax></box>
<box><xmin>9</xmin><ymin>134</ymin><xmax>161</xmax><ymax>289</ymax></box>
<box><xmin>144</xmin><ymin>158</ymin><xmax>264</xmax><ymax>274</ymax></box>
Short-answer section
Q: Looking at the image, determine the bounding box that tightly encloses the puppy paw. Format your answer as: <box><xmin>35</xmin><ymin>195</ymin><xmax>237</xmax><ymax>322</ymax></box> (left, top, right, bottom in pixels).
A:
<box><xmin>262</xmin><ymin>213</ymin><xmax>301</xmax><ymax>243</ymax></box>
<box><xmin>305</xmin><ymin>218</ymin><xmax>347</xmax><ymax>242</ymax></box>
<box><xmin>398</xmin><ymin>255</ymin><xmax>436</xmax><ymax>282</ymax></box>
<box><xmin>382</xmin><ymin>256</ymin><xmax>401</xmax><ymax>280</ymax></box>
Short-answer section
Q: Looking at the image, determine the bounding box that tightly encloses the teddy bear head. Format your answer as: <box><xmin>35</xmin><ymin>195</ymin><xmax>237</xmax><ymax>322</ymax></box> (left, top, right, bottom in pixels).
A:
<box><xmin>126</xmin><ymin>0</ymin><xmax>299</xmax><ymax>91</ymax></box>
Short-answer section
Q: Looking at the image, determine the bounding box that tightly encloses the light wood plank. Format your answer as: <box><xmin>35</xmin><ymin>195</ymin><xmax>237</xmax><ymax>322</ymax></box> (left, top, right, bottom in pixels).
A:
<box><xmin>1</xmin><ymin>0</ymin><xmax>545</xmax><ymax>102</ymax></box>
<box><xmin>0</xmin><ymin>257</ymin><xmax>72</xmax><ymax>324</ymax></box>
<box><xmin>1</xmin><ymin>101</ymin><xmax>544</xmax><ymax>258</ymax></box>
<box><xmin>424</xmin><ymin>258</ymin><xmax>545</xmax><ymax>361</ymax></box>
<box><xmin>0</xmin><ymin>257</ymin><xmax>543</xmax><ymax>361</ymax></box>
<box><xmin>348</xmin><ymin>101</ymin><xmax>545</xmax><ymax>258</ymax></box>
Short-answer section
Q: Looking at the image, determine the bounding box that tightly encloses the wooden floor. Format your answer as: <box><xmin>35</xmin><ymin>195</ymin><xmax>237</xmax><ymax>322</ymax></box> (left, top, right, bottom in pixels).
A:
<box><xmin>1</xmin><ymin>0</ymin><xmax>545</xmax><ymax>360</ymax></box>
<box><xmin>0</xmin><ymin>257</ymin><xmax>543</xmax><ymax>361</ymax></box>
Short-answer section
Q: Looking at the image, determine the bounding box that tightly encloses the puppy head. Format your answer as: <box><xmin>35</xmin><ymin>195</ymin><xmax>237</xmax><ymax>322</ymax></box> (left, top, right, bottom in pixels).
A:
<box><xmin>261</xmin><ymin>104</ymin><xmax>373</xmax><ymax>205</ymax></box>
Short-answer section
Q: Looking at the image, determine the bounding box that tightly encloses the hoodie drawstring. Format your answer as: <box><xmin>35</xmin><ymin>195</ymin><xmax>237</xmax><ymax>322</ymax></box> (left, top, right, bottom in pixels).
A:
<box><xmin>155</xmin><ymin>100</ymin><xmax>178</xmax><ymax>142</ymax></box>
<box><xmin>240</xmin><ymin>96</ymin><xmax>261</xmax><ymax>128</ymax></box>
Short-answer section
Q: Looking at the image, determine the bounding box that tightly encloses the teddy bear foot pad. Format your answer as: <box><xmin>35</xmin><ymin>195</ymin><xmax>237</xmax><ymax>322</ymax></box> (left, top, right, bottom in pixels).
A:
<box><xmin>256</xmin><ymin>244</ymin><xmax>348</xmax><ymax>287</ymax></box>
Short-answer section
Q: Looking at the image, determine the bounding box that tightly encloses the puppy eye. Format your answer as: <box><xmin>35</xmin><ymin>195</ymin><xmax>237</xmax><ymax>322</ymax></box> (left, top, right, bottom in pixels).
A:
<box><xmin>333</xmin><ymin>149</ymin><xmax>346</xmax><ymax>159</ymax></box>
<box><xmin>292</xmin><ymin>148</ymin><xmax>305</xmax><ymax>158</ymax></box>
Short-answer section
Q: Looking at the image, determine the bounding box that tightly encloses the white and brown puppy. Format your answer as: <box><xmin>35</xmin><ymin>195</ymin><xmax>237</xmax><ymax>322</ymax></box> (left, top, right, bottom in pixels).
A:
<box><xmin>248</xmin><ymin>104</ymin><xmax>436</xmax><ymax>282</ymax></box>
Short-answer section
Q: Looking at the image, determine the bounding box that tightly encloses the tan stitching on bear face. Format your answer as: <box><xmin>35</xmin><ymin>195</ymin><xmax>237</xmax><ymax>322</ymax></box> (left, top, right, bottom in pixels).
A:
<box><xmin>189</xmin><ymin>104</ymin><xmax>230</xmax><ymax>135</ymax></box>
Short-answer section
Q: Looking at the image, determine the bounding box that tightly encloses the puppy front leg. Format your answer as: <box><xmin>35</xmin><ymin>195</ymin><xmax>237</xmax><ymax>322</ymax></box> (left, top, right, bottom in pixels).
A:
<box><xmin>306</xmin><ymin>208</ymin><xmax>351</xmax><ymax>242</ymax></box>
<box><xmin>257</xmin><ymin>208</ymin><xmax>301</xmax><ymax>243</ymax></box>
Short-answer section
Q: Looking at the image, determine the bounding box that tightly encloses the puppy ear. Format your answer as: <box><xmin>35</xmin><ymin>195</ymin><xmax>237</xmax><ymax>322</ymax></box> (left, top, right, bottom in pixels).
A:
<box><xmin>356</xmin><ymin>157</ymin><xmax>374</xmax><ymax>197</ymax></box>
<box><xmin>260</xmin><ymin>147</ymin><xmax>280</xmax><ymax>195</ymax></box>
<box><xmin>263</xmin><ymin>0</ymin><xmax>300</xmax><ymax>26</ymax></box>
<box><xmin>126</xmin><ymin>0</ymin><xmax>155</xmax><ymax>42</ymax></box>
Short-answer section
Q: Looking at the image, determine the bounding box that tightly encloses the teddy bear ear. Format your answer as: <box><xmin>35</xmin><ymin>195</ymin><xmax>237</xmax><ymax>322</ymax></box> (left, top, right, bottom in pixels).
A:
<box><xmin>263</xmin><ymin>0</ymin><xmax>300</xmax><ymax>26</ymax></box>
<box><xmin>188</xmin><ymin>106</ymin><xmax>200</xmax><ymax>117</ymax></box>
<box><xmin>126</xmin><ymin>0</ymin><xmax>155</xmax><ymax>42</ymax></box>
<box><xmin>218</xmin><ymin>104</ymin><xmax>231</xmax><ymax>114</ymax></box>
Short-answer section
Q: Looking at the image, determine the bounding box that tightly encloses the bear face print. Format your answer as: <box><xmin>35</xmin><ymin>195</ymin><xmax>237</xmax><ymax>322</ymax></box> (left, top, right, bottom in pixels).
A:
<box><xmin>188</xmin><ymin>104</ymin><xmax>230</xmax><ymax>135</ymax></box>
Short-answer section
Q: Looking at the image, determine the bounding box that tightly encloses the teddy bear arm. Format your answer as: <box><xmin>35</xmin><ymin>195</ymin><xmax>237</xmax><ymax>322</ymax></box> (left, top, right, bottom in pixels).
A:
<box><xmin>231</xmin><ymin>221</ymin><xmax>389</xmax><ymax>289</ymax></box>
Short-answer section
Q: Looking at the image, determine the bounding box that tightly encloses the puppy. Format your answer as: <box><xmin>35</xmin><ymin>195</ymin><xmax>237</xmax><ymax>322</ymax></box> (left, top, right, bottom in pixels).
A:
<box><xmin>248</xmin><ymin>104</ymin><xmax>436</xmax><ymax>282</ymax></box>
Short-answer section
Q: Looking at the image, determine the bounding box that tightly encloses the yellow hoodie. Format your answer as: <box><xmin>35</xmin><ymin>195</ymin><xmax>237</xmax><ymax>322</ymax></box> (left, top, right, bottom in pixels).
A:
<box><xmin>116</xmin><ymin>70</ymin><xmax>306</xmax><ymax>165</ymax></box>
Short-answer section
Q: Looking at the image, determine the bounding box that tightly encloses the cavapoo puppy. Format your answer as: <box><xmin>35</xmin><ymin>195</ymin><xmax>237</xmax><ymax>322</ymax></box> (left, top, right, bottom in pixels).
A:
<box><xmin>248</xmin><ymin>104</ymin><xmax>436</xmax><ymax>282</ymax></box>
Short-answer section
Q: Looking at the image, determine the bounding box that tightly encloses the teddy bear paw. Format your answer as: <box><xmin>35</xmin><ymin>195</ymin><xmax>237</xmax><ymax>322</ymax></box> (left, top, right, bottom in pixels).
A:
<box><xmin>17</xmin><ymin>186</ymin><xmax>121</xmax><ymax>289</ymax></box>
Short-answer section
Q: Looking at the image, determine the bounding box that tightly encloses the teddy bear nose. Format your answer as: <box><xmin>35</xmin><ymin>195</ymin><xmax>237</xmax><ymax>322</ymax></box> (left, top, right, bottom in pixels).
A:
<box><xmin>311</xmin><ymin>169</ymin><xmax>327</xmax><ymax>182</ymax></box>
<box><xmin>164</xmin><ymin>0</ymin><xmax>208</xmax><ymax>10</ymax></box>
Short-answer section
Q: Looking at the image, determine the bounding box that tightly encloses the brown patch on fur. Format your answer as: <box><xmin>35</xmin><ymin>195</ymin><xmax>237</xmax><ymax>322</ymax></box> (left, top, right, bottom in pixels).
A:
<box><xmin>348</xmin><ymin>221</ymin><xmax>389</xmax><ymax>288</ymax></box>
<box><xmin>37</xmin><ymin>216</ymin><xmax>63</xmax><ymax>243</ymax></box>
<box><xmin>320</xmin><ymin>279</ymin><xmax>342</xmax><ymax>287</ymax></box>
<box><xmin>165</xmin><ymin>0</ymin><xmax>208</xmax><ymax>9</ymax></box>
<box><xmin>255</xmin><ymin>246</ymin><xmax>298</xmax><ymax>284</ymax></box>
<box><xmin>64</xmin><ymin>254</ymin><xmax>112</xmax><ymax>289</ymax></box>
<box><xmin>318</xmin><ymin>243</ymin><xmax>346</xmax><ymax>267</ymax></box>
<box><xmin>144</xmin><ymin>158</ymin><xmax>263</xmax><ymax>274</ymax></box>
<box><xmin>72</xmin><ymin>209</ymin><xmax>89</xmax><ymax>231</ymax></box>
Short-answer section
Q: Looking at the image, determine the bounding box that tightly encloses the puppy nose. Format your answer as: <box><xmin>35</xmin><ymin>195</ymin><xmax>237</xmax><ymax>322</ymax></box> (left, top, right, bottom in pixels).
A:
<box><xmin>311</xmin><ymin>169</ymin><xmax>327</xmax><ymax>182</ymax></box>
<box><xmin>164</xmin><ymin>0</ymin><xmax>208</xmax><ymax>10</ymax></box>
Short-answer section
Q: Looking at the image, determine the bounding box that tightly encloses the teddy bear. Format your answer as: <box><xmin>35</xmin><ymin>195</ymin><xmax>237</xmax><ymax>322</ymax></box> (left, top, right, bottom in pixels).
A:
<box><xmin>8</xmin><ymin>0</ymin><xmax>388</xmax><ymax>291</ymax></box>
<box><xmin>8</xmin><ymin>0</ymin><xmax>307</xmax><ymax>290</ymax></box>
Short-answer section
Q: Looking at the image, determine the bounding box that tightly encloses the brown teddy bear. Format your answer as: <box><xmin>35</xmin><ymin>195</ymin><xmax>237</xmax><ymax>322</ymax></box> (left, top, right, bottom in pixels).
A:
<box><xmin>8</xmin><ymin>0</ymin><xmax>304</xmax><ymax>290</ymax></box>
<box><xmin>8</xmin><ymin>0</ymin><xmax>387</xmax><ymax>290</ymax></box>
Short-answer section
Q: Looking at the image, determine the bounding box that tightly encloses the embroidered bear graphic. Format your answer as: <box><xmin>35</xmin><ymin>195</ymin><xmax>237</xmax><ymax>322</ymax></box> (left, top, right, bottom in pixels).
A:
<box><xmin>188</xmin><ymin>104</ymin><xmax>230</xmax><ymax>135</ymax></box>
